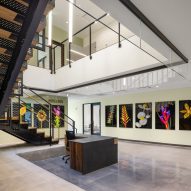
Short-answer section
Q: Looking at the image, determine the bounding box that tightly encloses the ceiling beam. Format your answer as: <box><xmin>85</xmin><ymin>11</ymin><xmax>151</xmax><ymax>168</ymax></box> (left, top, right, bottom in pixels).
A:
<box><xmin>118</xmin><ymin>0</ymin><xmax>189</xmax><ymax>63</ymax></box>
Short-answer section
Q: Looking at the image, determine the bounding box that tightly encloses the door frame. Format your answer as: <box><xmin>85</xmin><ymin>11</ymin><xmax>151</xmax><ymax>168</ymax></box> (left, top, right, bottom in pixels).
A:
<box><xmin>82</xmin><ymin>102</ymin><xmax>101</xmax><ymax>135</ymax></box>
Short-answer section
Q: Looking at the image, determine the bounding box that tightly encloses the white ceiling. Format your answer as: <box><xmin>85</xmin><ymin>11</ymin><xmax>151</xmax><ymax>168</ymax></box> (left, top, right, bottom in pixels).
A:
<box><xmin>50</xmin><ymin>62</ymin><xmax>191</xmax><ymax>98</ymax></box>
<box><xmin>131</xmin><ymin>0</ymin><xmax>191</xmax><ymax>60</ymax></box>
<box><xmin>53</xmin><ymin>0</ymin><xmax>117</xmax><ymax>38</ymax></box>
<box><xmin>45</xmin><ymin>0</ymin><xmax>191</xmax><ymax>98</ymax></box>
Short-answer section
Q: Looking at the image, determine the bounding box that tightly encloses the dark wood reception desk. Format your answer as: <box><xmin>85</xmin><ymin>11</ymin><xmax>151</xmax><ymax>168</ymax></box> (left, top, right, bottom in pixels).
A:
<box><xmin>69</xmin><ymin>136</ymin><xmax>118</xmax><ymax>174</ymax></box>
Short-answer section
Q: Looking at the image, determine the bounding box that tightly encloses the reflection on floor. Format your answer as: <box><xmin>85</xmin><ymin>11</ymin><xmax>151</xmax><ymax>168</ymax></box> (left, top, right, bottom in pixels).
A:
<box><xmin>0</xmin><ymin>143</ymin><xmax>83</xmax><ymax>191</ymax></box>
<box><xmin>18</xmin><ymin>141</ymin><xmax>191</xmax><ymax>191</ymax></box>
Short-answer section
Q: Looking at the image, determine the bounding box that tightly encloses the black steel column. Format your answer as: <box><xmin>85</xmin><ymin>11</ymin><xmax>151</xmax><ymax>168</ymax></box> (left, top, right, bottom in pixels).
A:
<box><xmin>18</xmin><ymin>96</ymin><xmax>21</xmax><ymax>129</ymax></box>
<box><xmin>49</xmin><ymin>46</ymin><xmax>53</xmax><ymax>74</ymax></box>
<box><xmin>53</xmin><ymin>47</ymin><xmax>56</xmax><ymax>74</ymax></box>
<box><xmin>69</xmin><ymin>42</ymin><xmax>71</xmax><ymax>68</ymax></box>
<box><xmin>118</xmin><ymin>23</ymin><xmax>121</xmax><ymax>48</ymax></box>
<box><xmin>89</xmin><ymin>25</ymin><xmax>92</xmax><ymax>60</ymax></box>
<box><xmin>61</xmin><ymin>44</ymin><xmax>65</xmax><ymax>67</ymax></box>
<box><xmin>42</xmin><ymin>29</ymin><xmax>46</xmax><ymax>51</ymax></box>
<box><xmin>49</xmin><ymin>104</ymin><xmax>52</xmax><ymax>146</ymax></box>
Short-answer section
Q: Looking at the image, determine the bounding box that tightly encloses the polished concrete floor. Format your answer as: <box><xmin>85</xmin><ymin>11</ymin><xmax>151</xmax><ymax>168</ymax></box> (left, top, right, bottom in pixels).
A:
<box><xmin>1</xmin><ymin>141</ymin><xmax>191</xmax><ymax>191</ymax></box>
<box><xmin>0</xmin><ymin>143</ymin><xmax>84</xmax><ymax>191</ymax></box>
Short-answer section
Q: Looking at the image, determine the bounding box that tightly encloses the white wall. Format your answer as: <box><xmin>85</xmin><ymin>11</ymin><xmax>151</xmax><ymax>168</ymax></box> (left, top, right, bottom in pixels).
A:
<box><xmin>55</xmin><ymin>39</ymin><xmax>159</xmax><ymax>89</ymax></box>
<box><xmin>68</xmin><ymin>87</ymin><xmax>191</xmax><ymax>146</ymax></box>
<box><xmin>23</xmin><ymin>65</ymin><xmax>55</xmax><ymax>90</ymax></box>
<box><xmin>24</xmin><ymin>40</ymin><xmax>161</xmax><ymax>90</ymax></box>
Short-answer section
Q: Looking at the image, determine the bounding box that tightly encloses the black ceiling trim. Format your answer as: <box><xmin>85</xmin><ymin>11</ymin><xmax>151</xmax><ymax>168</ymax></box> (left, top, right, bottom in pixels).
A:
<box><xmin>119</xmin><ymin>0</ymin><xmax>188</xmax><ymax>63</ymax></box>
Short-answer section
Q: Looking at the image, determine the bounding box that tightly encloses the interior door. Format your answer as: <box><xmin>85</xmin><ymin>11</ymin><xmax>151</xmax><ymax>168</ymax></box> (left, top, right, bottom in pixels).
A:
<box><xmin>83</xmin><ymin>104</ymin><xmax>91</xmax><ymax>135</ymax></box>
<box><xmin>83</xmin><ymin>103</ymin><xmax>101</xmax><ymax>135</ymax></box>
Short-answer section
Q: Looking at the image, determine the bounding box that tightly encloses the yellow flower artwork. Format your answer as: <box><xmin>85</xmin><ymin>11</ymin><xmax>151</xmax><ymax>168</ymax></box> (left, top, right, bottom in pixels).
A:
<box><xmin>20</xmin><ymin>106</ymin><xmax>26</xmax><ymax>116</ymax></box>
<box><xmin>180</xmin><ymin>103</ymin><xmax>191</xmax><ymax>119</ymax></box>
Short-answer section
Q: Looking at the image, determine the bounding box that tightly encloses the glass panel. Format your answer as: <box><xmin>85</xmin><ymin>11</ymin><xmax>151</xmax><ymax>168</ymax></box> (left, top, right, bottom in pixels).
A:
<box><xmin>92</xmin><ymin>104</ymin><xmax>101</xmax><ymax>135</ymax></box>
<box><xmin>83</xmin><ymin>104</ymin><xmax>91</xmax><ymax>135</ymax></box>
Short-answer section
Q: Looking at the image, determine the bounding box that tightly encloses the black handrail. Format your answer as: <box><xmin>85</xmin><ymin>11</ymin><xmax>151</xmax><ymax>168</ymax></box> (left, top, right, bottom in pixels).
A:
<box><xmin>23</xmin><ymin>85</ymin><xmax>76</xmax><ymax>134</ymax></box>
<box><xmin>23</xmin><ymin>85</ymin><xmax>75</xmax><ymax>122</ymax></box>
<box><xmin>19</xmin><ymin>99</ymin><xmax>51</xmax><ymax>125</ymax></box>
<box><xmin>20</xmin><ymin>96</ymin><xmax>76</xmax><ymax>133</ymax></box>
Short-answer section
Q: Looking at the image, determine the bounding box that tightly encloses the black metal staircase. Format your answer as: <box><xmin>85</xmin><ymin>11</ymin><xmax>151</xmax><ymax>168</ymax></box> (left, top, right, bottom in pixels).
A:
<box><xmin>0</xmin><ymin>0</ymin><xmax>50</xmax><ymax>115</ymax></box>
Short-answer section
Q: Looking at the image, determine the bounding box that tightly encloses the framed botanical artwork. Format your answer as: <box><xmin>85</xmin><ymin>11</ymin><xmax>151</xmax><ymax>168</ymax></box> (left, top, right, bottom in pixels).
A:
<box><xmin>52</xmin><ymin>105</ymin><xmax>65</xmax><ymax>128</ymax></box>
<box><xmin>119</xmin><ymin>104</ymin><xmax>133</xmax><ymax>128</ymax></box>
<box><xmin>20</xmin><ymin>103</ymin><xmax>32</xmax><ymax>126</ymax></box>
<box><xmin>105</xmin><ymin>105</ymin><xmax>117</xmax><ymax>127</ymax></box>
<box><xmin>135</xmin><ymin>103</ymin><xmax>152</xmax><ymax>129</ymax></box>
<box><xmin>155</xmin><ymin>101</ymin><xmax>175</xmax><ymax>130</ymax></box>
<box><xmin>179</xmin><ymin>100</ymin><xmax>191</xmax><ymax>130</ymax></box>
<box><xmin>34</xmin><ymin>104</ymin><xmax>49</xmax><ymax>128</ymax></box>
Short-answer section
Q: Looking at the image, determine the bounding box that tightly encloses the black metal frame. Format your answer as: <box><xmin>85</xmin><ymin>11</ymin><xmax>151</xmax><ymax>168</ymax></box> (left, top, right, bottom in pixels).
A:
<box><xmin>118</xmin><ymin>23</ymin><xmax>121</xmax><ymax>48</ymax></box>
<box><xmin>82</xmin><ymin>102</ymin><xmax>101</xmax><ymax>135</ymax></box>
<box><xmin>118</xmin><ymin>0</ymin><xmax>188</xmax><ymax>63</ymax></box>
<box><xmin>89</xmin><ymin>25</ymin><xmax>92</xmax><ymax>60</ymax></box>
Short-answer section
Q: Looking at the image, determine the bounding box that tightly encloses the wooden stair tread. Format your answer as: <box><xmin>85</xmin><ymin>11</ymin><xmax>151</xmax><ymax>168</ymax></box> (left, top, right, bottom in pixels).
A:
<box><xmin>0</xmin><ymin>7</ymin><xmax>22</xmax><ymax>26</ymax></box>
<box><xmin>28</xmin><ymin>127</ymin><xmax>37</xmax><ymax>130</ymax></box>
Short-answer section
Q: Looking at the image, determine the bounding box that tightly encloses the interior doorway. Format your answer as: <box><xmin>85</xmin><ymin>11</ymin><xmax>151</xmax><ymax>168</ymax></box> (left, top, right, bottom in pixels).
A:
<box><xmin>83</xmin><ymin>103</ymin><xmax>101</xmax><ymax>135</ymax></box>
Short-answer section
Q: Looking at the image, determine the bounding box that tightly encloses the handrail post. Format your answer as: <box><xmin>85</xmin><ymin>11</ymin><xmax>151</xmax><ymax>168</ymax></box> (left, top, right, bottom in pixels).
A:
<box><xmin>73</xmin><ymin>121</ymin><xmax>76</xmax><ymax>134</ymax></box>
<box><xmin>49</xmin><ymin>104</ymin><xmax>52</xmax><ymax>146</ymax></box>
<box><xmin>118</xmin><ymin>22</ymin><xmax>122</xmax><ymax>48</ymax></box>
<box><xmin>53</xmin><ymin>47</ymin><xmax>56</xmax><ymax>74</ymax></box>
<box><xmin>18</xmin><ymin>96</ymin><xmax>21</xmax><ymax>129</ymax></box>
<box><xmin>69</xmin><ymin>42</ymin><xmax>71</xmax><ymax>68</ymax></box>
<box><xmin>89</xmin><ymin>25</ymin><xmax>92</xmax><ymax>60</ymax></box>
<box><xmin>61</xmin><ymin>44</ymin><xmax>65</xmax><ymax>67</ymax></box>
<box><xmin>49</xmin><ymin>46</ymin><xmax>53</xmax><ymax>74</ymax></box>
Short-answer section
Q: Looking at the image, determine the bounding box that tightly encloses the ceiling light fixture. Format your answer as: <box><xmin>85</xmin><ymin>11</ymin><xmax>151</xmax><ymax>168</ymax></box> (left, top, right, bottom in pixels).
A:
<box><xmin>155</xmin><ymin>85</ymin><xmax>159</xmax><ymax>88</ymax></box>
<box><xmin>66</xmin><ymin>21</ymin><xmax>69</xmax><ymax>24</ymax></box>
<box><xmin>48</xmin><ymin>10</ymin><xmax>52</xmax><ymax>46</ymax></box>
<box><xmin>69</xmin><ymin>0</ymin><xmax>74</xmax><ymax>43</ymax></box>
<box><xmin>107</xmin><ymin>13</ymin><xmax>110</xmax><ymax>16</ymax></box>
<box><xmin>71</xmin><ymin>49</ymin><xmax>87</xmax><ymax>57</ymax></box>
<box><xmin>123</xmin><ymin>78</ymin><xmax>126</xmax><ymax>86</ymax></box>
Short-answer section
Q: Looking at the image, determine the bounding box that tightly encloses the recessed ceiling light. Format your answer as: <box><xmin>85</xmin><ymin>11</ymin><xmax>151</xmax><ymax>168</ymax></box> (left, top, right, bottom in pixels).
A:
<box><xmin>155</xmin><ymin>85</ymin><xmax>159</xmax><ymax>88</ymax></box>
<box><xmin>66</xmin><ymin>21</ymin><xmax>69</xmax><ymax>24</ymax></box>
<box><xmin>123</xmin><ymin>78</ymin><xmax>126</xmax><ymax>86</ymax></box>
<box><xmin>107</xmin><ymin>13</ymin><xmax>110</xmax><ymax>16</ymax></box>
<box><xmin>94</xmin><ymin>21</ymin><xmax>98</xmax><ymax>24</ymax></box>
